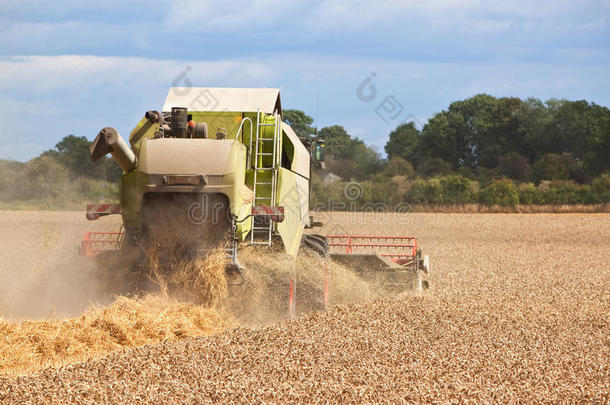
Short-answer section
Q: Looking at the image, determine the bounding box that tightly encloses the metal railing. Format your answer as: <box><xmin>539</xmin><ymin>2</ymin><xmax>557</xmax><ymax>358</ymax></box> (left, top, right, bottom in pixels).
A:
<box><xmin>325</xmin><ymin>235</ymin><xmax>418</xmax><ymax>267</ymax></box>
<box><xmin>80</xmin><ymin>231</ymin><xmax>124</xmax><ymax>257</ymax></box>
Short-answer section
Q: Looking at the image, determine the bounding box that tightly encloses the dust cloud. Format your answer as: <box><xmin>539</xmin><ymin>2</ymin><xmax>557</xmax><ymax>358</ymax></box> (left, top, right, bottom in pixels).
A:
<box><xmin>0</xmin><ymin>211</ymin><xmax>396</xmax><ymax>375</ymax></box>
<box><xmin>0</xmin><ymin>255</ymin><xmax>133</xmax><ymax>319</ymax></box>
<box><xmin>0</xmin><ymin>211</ymin><xmax>131</xmax><ymax>319</ymax></box>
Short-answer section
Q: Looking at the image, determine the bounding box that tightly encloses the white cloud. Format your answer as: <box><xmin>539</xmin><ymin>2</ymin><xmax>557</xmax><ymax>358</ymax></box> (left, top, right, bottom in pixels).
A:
<box><xmin>459</xmin><ymin>18</ymin><xmax>513</xmax><ymax>34</ymax></box>
<box><xmin>0</xmin><ymin>52</ymin><xmax>608</xmax><ymax>160</ymax></box>
<box><xmin>0</xmin><ymin>55</ymin><xmax>274</xmax><ymax>93</ymax></box>
<box><xmin>302</xmin><ymin>0</ymin><xmax>583</xmax><ymax>34</ymax></box>
<box><xmin>165</xmin><ymin>0</ymin><xmax>305</xmax><ymax>32</ymax></box>
<box><xmin>0</xmin><ymin>54</ymin><xmax>276</xmax><ymax>159</ymax></box>
<box><xmin>163</xmin><ymin>0</ymin><xmax>583</xmax><ymax>35</ymax></box>
<box><xmin>310</xmin><ymin>0</ymin><xmax>478</xmax><ymax>27</ymax></box>
<box><xmin>578</xmin><ymin>17</ymin><xmax>608</xmax><ymax>30</ymax></box>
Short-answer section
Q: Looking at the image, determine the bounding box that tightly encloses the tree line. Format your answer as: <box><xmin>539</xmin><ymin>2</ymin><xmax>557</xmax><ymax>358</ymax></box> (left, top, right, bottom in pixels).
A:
<box><xmin>0</xmin><ymin>136</ymin><xmax>119</xmax><ymax>208</ymax></box>
<box><xmin>0</xmin><ymin>94</ymin><xmax>608</xmax><ymax>208</ymax></box>
<box><xmin>286</xmin><ymin>94</ymin><xmax>610</xmax><ymax>183</ymax></box>
<box><xmin>284</xmin><ymin>94</ymin><xmax>610</xmax><ymax>207</ymax></box>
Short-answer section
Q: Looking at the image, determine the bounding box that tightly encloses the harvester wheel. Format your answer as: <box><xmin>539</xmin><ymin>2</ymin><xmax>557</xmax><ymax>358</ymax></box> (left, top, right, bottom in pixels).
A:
<box><xmin>301</xmin><ymin>234</ymin><xmax>329</xmax><ymax>257</ymax></box>
<box><xmin>308</xmin><ymin>234</ymin><xmax>329</xmax><ymax>251</ymax></box>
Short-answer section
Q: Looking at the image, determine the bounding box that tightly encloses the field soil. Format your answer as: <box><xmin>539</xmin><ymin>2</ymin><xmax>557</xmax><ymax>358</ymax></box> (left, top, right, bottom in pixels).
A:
<box><xmin>0</xmin><ymin>211</ymin><xmax>608</xmax><ymax>403</ymax></box>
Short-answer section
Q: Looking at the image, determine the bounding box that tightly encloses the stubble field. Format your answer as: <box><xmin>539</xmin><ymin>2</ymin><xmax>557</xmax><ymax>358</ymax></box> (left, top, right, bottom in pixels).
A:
<box><xmin>0</xmin><ymin>210</ymin><xmax>608</xmax><ymax>403</ymax></box>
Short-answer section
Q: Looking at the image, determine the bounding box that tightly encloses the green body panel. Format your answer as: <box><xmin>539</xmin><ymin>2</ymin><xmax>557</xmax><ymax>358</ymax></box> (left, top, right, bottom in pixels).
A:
<box><xmin>128</xmin><ymin>118</ymin><xmax>156</xmax><ymax>156</ymax></box>
<box><xmin>120</xmin><ymin>170</ymin><xmax>147</xmax><ymax>231</ymax></box>
<box><xmin>190</xmin><ymin>112</ymin><xmax>245</xmax><ymax>141</ymax></box>
<box><xmin>118</xmin><ymin>109</ymin><xmax>307</xmax><ymax>255</ymax></box>
<box><xmin>276</xmin><ymin>168</ymin><xmax>306</xmax><ymax>256</ymax></box>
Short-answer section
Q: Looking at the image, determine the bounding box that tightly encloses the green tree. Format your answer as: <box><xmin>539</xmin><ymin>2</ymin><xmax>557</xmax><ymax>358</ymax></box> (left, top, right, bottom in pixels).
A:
<box><xmin>419</xmin><ymin>94</ymin><xmax>523</xmax><ymax>169</ymax></box>
<box><xmin>45</xmin><ymin>135</ymin><xmax>122</xmax><ymax>181</ymax></box>
<box><xmin>405</xmin><ymin>179</ymin><xmax>444</xmax><ymax>204</ymax></box>
<box><xmin>440</xmin><ymin>175</ymin><xmax>473</xmax><ymax>204</ymax></box>
<box><xmin>591</xmin><ymin>174</ymin><xmax>610</xmax><ymax>203</ymax></box>
<box><xmin>0</xmin><ymin>160</ymin><xmax>26</xmax><ymax>201</ymax></box>
<box><xmin>416</xmin><ymin>158</ymin><xmax>452</xmax><ymax>178</ymax></box>
<box><xmin>316</xmin><ymin>125</ymin><xmax>383</xmax><ymax>180</ymax></box>
<box><xmin>323</xmin><ymin>144</ymin><xmax>383</xmax><ymax>180</ymax></box>
<box><xmin>518</xmin><ymin>183</ymin><xmax>540</xmax><ymax>204</ymax></box>
<box><xmin>283</xmin><ymin>109</ymin><xmax>315</xmax><ymax>140</ymax></box>
<box><xmin>532</xmin><ymin>153</ymin><xmax>573</xmax><ymax>183</ymax></box>
<box><xmin>513</xmin><ymin>98</ymin><xmax>553</xmax><ymax>163</ymax></box>
<box><xmin>419</xmin><ymin>111</ymin><xmax>464</xmax><ymax>167</ymax></box>
<box><xmin>546</xmin><ymin>100</ymin><xmax>591</xmax><ymax>158</ymax></box>
<box><xmin>53</xmin><ymin>135</ymin><xmax>96</xmax><ymax>177</ymax></box>
<box><xmin>382</xmin><ymin>157</ymin><xmax>414</xmax><ymax>178</ymax></box>
<box><xmin>540</xmin><ymin>180</ymin><xmax>589</xmax><ymax>204</ymax></box>
<box><xmin>478</xmin><ymin>179</ymin><xmax>519</xmax><ymax>206</ymax></box>
<box><xmin>318</xmin><ymin>125</ymin><xmax>360</xmax><ymax>159</ymax></box>
<box><xmin>520</xmin><ymin>99</ymin><xmax>610</xmax><ymax>177</ymax></box>
<box><xmin>496</xmin><ymin>153</ymin><xmax>531</xmax><ymax>181</ymax></box>
<box><xmin>579</xmin><ymin>103</ymin><xmax>610</xmax><ymax>177</ymax></box>
<box><xmin>384</xmin><ymin>122</ymin><xmax>421</xmax><ymax>164</ymax></box>
<box><xmin>349</xmin><ymin>143</ymin><xmax>384</xmax><ymax>179</ymax></box>
<box><xmin>448</xmin><ymin>94</ymin><xmax>523</xmax><ymax>168</ymax></box>
<box><xmin>24</xmin><ymin>155</ymin><xmax>70</xmax><ymax>199</ymax></box>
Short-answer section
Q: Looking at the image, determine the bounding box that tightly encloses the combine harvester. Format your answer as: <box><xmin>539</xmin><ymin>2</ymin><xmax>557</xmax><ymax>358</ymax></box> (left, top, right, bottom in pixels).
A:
<box><xmin>81</xmin><ymin>87</ymin><xmax>429</xmax><ymax>303</ymax></box>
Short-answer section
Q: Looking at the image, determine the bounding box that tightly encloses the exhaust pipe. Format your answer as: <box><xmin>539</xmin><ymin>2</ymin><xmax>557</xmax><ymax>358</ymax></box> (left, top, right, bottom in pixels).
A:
<box><xmin>145</xmin><ymin>110</ymin><xmax>163</xmax><ymax>124</ymax></box>
<box><xmin>171</xmin><ymin>107</ymin><xmax>188</xmax><ymax>138</ymax></box>
<box><xmin>90</xmin><ymin>127</ymin><xmax>137</xmax><ymax>172</ymax></box>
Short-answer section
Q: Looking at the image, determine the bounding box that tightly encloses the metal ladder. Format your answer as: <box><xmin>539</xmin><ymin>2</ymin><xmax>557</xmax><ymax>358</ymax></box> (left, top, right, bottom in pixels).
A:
<box><xmin>250</xmin><ymin>110</ymin><xmax>281</xmax><ymax>245</ymax></box>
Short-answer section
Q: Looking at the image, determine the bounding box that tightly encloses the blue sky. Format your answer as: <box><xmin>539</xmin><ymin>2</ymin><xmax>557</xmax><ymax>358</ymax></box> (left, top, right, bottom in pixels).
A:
<box><xmin>1</xmin><ymin>0</ymin><xmax>609</xmax><ymax>160</ymax></box>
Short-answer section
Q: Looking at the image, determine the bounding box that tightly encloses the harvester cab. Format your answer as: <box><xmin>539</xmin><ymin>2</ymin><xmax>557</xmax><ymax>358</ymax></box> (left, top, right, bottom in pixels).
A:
<box><xmin>82</xmin><ymin>87</ymin><xmax>428</xmax><ymax>295</ymax></box>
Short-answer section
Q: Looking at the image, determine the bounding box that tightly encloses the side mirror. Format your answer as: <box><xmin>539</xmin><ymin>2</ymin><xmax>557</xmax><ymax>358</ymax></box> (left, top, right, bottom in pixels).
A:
<box><xmin>313</xmin><ymin>139</ymin><xmax>325</xmax><ymax>162</ymax></box>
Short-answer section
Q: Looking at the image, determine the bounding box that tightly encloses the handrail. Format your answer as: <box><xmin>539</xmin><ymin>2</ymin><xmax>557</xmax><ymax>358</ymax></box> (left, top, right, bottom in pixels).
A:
<box><xmin>235</xmin><ymin>116</ymin><xmax>253</xmax><ymax>141</ymax></box>
<box><xmin>234</xmin><ymin>117</ymin><xmax>254</xmax><ymax>168</ymax></box>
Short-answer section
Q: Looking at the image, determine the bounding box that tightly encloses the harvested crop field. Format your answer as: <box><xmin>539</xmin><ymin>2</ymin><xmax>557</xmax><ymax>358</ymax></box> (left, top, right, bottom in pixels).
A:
<box><xmin>0</xmin><ymin>211</ymin><xmax>609</xmax><ymax>403</ymax></box>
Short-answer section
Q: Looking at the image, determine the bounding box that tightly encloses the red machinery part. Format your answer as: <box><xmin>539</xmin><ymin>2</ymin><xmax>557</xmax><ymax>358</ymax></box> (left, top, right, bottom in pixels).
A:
<box><xmin>80</xmin><ymin>231</ymin><xmax>124</xmax><ymax>257</ymax></box>
<box><xmin>325</xmin><ymin>235</ymin><xmax>418</xmax><ymax>267</ymax></box>
<box><xmin>288</xmin><ymin>278</ymin><xmax>295</xmax><ymax>319</ymax></box>
<box><xmin>323</xmin><ymin>263</ymin><xmax>329</xmax><ymax>307</ymax></box>
<box><xmin>86</xmin><ymin>204</ymin><xmax>120</xmax><ymax>221</ymax></box>
<box><xmin>251</xmin><ymin>205</ymin><xmax>285</xmax><ymax>223</ymax></box>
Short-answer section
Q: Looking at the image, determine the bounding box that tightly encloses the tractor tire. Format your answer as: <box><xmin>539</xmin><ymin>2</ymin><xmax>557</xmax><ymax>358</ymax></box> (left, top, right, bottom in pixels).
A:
<box><xmin>308</xmin><ymin>234</ymin><xmax>329</xmax><ymax>252</ymax></box>
<box><xmin>301</xmin><ymin>234</ymin><xmax>329</xmax><ymax>257</ymax></box>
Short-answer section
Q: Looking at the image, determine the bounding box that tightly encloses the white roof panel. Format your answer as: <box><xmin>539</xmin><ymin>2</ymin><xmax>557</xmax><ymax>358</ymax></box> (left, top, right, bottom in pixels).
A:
<box><xmin>163</xmin><ymin>87</ymin><xmax>281</xmax><ymax>114</ymax></box>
